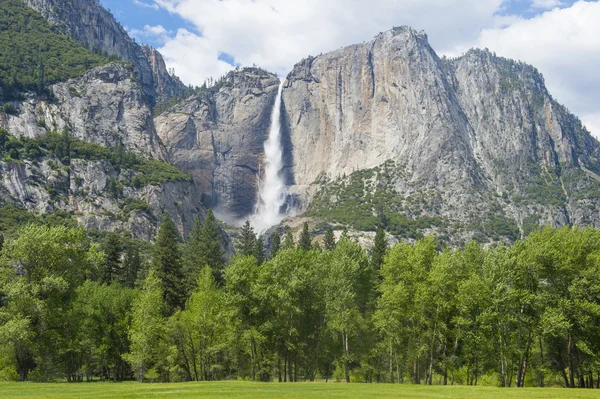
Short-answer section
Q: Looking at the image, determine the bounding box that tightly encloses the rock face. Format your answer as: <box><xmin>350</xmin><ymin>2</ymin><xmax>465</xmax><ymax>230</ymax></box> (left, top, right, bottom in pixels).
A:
<box><xmin>24</xmin><ymin>0</ymin><xmax>185</xmax><ymax>103</ymax></box>
<box><xmin>3</xmin><ymin>63</ymin><xmax>165</xmax><ymax>159</ymax></box>
<box><xmin>155</xmin><ymin>68</ymin><xmax>280</xmax><ymax>218</ymax></box>
<box><xmin>0</xmin><ymin>157</ymin><xmax>203</xmax><ymax>240</ymax></box>
<box><xmin>283</xmin><ymin>26</ymin><xmax>600</xmax><ymax>239</ymax></box>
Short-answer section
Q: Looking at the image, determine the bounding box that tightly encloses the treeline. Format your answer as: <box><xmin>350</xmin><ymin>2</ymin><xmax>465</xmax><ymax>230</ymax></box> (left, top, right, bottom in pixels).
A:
<box><xmin>1</xmin><ymin>218</ymin><xmax>600</xmax><ymax>388</ymax></box>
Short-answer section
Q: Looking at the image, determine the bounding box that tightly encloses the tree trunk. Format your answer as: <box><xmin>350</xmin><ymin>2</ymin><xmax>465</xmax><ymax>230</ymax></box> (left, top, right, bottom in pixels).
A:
<box><xmin>344</xmin><ymin>331</ymin><xmax>350</xmax><ymax>383</ymax></box>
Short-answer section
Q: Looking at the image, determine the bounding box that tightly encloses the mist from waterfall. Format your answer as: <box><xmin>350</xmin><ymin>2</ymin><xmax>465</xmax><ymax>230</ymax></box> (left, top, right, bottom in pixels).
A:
<box><xmin>250</xmin><ymin>80</ymin><xmax>288</xmax><ymax>233</ymax></box>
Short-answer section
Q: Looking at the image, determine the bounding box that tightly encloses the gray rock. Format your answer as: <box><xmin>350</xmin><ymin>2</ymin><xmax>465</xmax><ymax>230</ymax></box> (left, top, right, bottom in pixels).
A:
<box><xmin>156</xmin><ymin>68</ymin><xmax>280</xmax><ymax>218</ymax></box>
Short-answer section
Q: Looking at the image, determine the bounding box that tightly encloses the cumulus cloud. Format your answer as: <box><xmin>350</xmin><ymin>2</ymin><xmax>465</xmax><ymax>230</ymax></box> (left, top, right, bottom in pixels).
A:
<box><xmin>144</xmin><ymin>0</ymin><xmax>599</xmax><ymax>137</ymax></box>
<box><xmin>152</xmin><ymin>0</ymin><xmax>505</xmax><ymax>83</ymax></box>
<box><xmin>129</xmin><ymin>24</ymin><xmax>171</xmax><ymax>43</ymax></box>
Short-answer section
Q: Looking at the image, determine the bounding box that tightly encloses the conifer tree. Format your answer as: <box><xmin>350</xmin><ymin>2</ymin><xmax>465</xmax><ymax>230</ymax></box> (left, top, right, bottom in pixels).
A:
<box><xmin>371</xmin><ymin>225</ymin><xmax>388</xmax><ymax>275</ymax></box>
<box><xmin>270</xmin><ymin>232</ymin><xmax>281</xmax><ymax>259</ymax></box>
<box><xmin>237</xmin><ymin>220</ymin><xmax>256</xmax><ymax>256</ymax></box>
<box><xmin>324</xmin><ymin>227</ymin><xmax>336</xmax><ymax>251</ymax></box>
<box><xmin>183</xmin><ymin>215</ymin><xmax>204</xmax><ymax>292</ymax></box>
<box><xmin>152</xmin><ymin>213</ymin><xmax>184</xmax><ymax>313</ymax></box>
<box><xmin>299</xmin><ymin>221</ymin><xmax>312</xmax><ymax>251</ymax></box>
<box><xmin>122</xmin><ymin>239</ymin><xmax>141</xmax><ymax>288</ymax></box>
<box><xmin>200</xmin><ymin>210</ymin><xmax>224</xmax><ymax>283</ymax></box>
<box><xmin>254</xmin><ymin>236</ymin><xmax>265</xmax><ymax>265</ymax></box>
<box><xmin>101</xmin><ymin>232</ymin><xmax>122</xmax><ymax>284</ymax></box>
<box><xmin>282</xmin><ymin>231</ymin><xmax>295</xmax><ymax>250</ymax></box>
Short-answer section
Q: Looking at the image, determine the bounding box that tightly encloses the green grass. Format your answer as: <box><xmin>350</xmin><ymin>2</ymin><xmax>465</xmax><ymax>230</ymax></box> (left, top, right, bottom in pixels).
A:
<box><xmin>1</xmin><ymin>381</ymin><xmax>599</xmax><ymax>399</ymax></box>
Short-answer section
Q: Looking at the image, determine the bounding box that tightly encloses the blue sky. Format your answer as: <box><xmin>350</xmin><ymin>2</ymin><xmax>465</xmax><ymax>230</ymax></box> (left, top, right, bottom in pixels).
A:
<box><xmin>98</xmin><ymin>0</ymin><xmax>600</xmax><ymax>137</ymax></box>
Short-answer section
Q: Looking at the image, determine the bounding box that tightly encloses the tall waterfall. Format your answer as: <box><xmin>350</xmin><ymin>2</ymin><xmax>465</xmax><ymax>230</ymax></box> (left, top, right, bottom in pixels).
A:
<box><xmin>250</xmin><ymin>81</ymin><xmax>288</xmax><ymax>233</ymax></box>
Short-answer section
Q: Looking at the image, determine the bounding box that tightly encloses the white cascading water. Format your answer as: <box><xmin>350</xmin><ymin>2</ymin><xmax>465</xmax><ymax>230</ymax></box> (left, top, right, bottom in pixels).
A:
<box><xmin>250</xmin><ymin>81</ymin><xmax>288</xmax><ymax>233</ymax></box>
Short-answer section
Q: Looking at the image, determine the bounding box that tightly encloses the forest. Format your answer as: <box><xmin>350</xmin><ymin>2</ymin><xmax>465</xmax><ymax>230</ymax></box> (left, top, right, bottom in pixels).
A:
<box><xmin>0</xmin><ymin>0</ymin><xmax>114</xmax><ymax>101</ymax></box>
<box><xmin>1</xmin><ymin>214</ymin><xmax>600</xmax><ymax>389</ymax></box>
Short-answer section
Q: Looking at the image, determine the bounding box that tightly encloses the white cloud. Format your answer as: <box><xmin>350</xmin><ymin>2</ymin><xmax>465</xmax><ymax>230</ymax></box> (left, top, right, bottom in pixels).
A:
<box><xmin>159</xmin><ymin>29</ymin><xmax>234</xmax><ymax>86</ymax></box>
<box><xmin>152</xmin><ymin>0</ymin><xmax>505</xmax><ymax>83</ymax></box>
<box><xmin>129</xmin><ymin>24</ymin><xmax>171</xmax><ymax>44</ymax></box>
<box><xmin>531</xmin><ymin>0</ymin><xmax>564</xmax><ymax>9</ymax></box>
<box><xmin>469</xmin><ymin>1</ymin><xmax>600</xmax><ymax>137</ymax></box>
<box><xmin>133</xmin><ymin>0</ymin><xmax>159</xmax><ymax>10</ymax></box>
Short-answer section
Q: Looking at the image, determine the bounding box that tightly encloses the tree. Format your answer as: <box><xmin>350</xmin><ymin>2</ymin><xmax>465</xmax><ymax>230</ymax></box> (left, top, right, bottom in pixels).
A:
<box><xmin>101</xmin><ymin>232</ymin><xmax>122</xmax><ymax>284</ymax></box>
<box><xmin>175</xmin><ymin>266</ymin><xmax>228</xmax><ymax>381</ymax></box>
<box><xmin>152</xmin><ymin>213</ymin><xmax>184</xmax><ymax>313</ymax></box>
<box><xmin>201</xmin><ymin>210</ymin><xmax>225</xmax><ymax>283</ymax></box>
<box><xmin>0</xmin><ymin>225</ymin><xmax>103</xmax><ymax>380</ymax></box>
<box><xmin>371</xmin><ymin>226</ymin><xmax>387</xmax><ymax>274</ymax></box>
<box><xmin>237</xmin><ymin>221</ymin><xmax>256</xmax><ymax>256</ymax></box>
<box><xmin>183</xmin><ymin>215</ymin><xmax>204</xmax><ymax>293</ymax></box>
<box><xmin>324</xmin><ymin>227</ymin><xmax>336</xmax><ymax>251</ymax></box>
<box><xmin>254</xmin><ymin>236</ymin><xmax>265</xmax><ymax>265</ymax></box>
<box><xmin>124</xmin><ymin>270</ymin><xmax>166</xmax><ymax>382</ymax></box>
<box><xmin>122</xmin><ymin>238</ymin><xmax>142</xmax><ymax>288</ymax></box>
<box><xmin>270</xmin><ymin>232</ymin><xmax>281</xmax><ymax>259</ymax></box>
<box><xmin>283</xmin><ymin>231</ymin><xmax>295</xmax><ymax>250</ymax></box>
<box><xmin>299</xmin><ymin>222</ymin><xmax>312</xmax><ymax>251</ymax></box>
<box><xmin>184</xmin><ymin>211</ymin><xmax>225</xmax><ymax>290</ymax></box>
<box><xmin>321</xmin><ymin>238</ymin><xmax>371</xmax><ymax>382</ymax></box>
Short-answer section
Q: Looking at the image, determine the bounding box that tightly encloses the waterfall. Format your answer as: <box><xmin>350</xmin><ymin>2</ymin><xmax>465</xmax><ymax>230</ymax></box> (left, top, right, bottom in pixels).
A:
<box><xmin>250</xmin><ymin>80</ymin><xmax>288</xmax><ymax>233</ymax></box>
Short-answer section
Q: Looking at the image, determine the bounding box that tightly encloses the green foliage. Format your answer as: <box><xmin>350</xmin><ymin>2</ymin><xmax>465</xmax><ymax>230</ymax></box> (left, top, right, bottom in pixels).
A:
<box><xmin>4</xmin><ymin>222</ymin><xmax>600</xmax><ymax>387</ymax></box>
<box><xmin>324</xmin><ymin>227</ymin><xmax>336</xmax><ymax>251</ymax></box>
<box><xmin>307</xmin><ymin>163</ymin><xmax>444</xmax><ymax>239</ymax></box>
<box><xmin>0</xmin><ymin>0</ymin><xmax>110</xmax><ymax>100</ymax></box>
<box><xmin>298</xmin><ymin>222</ymin><xmax>312</xmax><ymax>251</ymax></box>
<box><xmin>371</xmin><ymin>226</ymin><xmax>387</xmax><ymax>273</ymax></box>
<box><xmin>183</xmin><ymin>211</ymin><xmax>224</xmax><ymax>292</ymax></box>
<box><xmin>0</xmin><ymin>129</ymin><xmax>191</xmax><ymax>189</ymax></box>
<box><xmin>237</xmin><ymin>221</ymin><xmax>256</xmax><ymax>257</ymax></box>
<box><xmin>269</xmin><ymin>232</ymin><xmax>280</xmax><ymax>259</ymax></box>
<box><xmin>152</xmin><ymin>213</ymin><xmax>184</xmax><ymax>314</ymax></box>
<box><xmin>124</xmin><ymin>270</ymin><xmax>165</xmax><ymax>382</ymax></box>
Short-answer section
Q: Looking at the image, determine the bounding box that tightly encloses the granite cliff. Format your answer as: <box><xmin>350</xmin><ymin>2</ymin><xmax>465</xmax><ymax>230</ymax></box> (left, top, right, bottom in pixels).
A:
<box><xmin>282</xmin><ymin>27</ymin><xmax>600</xmax><ymax>243</ymax></box>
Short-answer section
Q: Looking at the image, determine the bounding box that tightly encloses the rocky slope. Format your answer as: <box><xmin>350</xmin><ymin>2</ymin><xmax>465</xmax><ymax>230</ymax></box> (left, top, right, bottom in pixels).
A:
<box><xmin>0</xmin><ymin>61</ymin><xmax>203</xmax><ymax>239</ymax></box>
<box><xmin>283</xmin><ymin>26</ymin><xmax>600</xmax><ymax>243</ymax></box>
<box><xmin>24</xmin><ymin>0</ymin><xmax>186</xmax><ymax>103</ymax></box>
<box><xmin>3</xmin><ymin>63</ymin><xmax>165</xmax><ymax>158</ymax></box>
<box><xmin>155</xmin><ymin>68</ymin><xmax>280</xmax><ymax>219</ymax></box>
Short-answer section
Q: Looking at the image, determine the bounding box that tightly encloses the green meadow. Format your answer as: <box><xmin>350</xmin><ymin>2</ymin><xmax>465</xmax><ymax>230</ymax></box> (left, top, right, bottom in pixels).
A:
<box><xmin>2</xmin><ymin>382</ymin><xmax>600</xmax><ymax>399</ymax></box>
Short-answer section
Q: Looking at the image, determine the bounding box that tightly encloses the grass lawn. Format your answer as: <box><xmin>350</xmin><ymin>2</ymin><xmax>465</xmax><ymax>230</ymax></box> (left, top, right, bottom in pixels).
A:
<box><xmin>2</xmin><ymin>381</ymin><xmax>600</xmax><ymax>399</ymax></box>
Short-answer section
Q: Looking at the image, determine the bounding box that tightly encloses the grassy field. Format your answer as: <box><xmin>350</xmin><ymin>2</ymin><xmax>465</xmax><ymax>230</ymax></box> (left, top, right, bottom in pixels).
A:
<box><xmin>2</xmin><ymin>381</ymin><xmax>600</xmax><ymax>399</ymax></box>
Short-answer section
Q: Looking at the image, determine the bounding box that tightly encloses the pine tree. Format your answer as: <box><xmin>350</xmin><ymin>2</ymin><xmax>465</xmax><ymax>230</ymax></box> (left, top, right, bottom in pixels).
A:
<box><xmin>371</xmin><ymin>225</ymin><xmax>388</xmax><ymax>275</ymax></box>
<box><xmin>299</xmin><ymin>221</ymin><xmax>312</xmax><ymax>251</ymax></box>
<box><xmin>200</xmin><ymin>210</ymin><xmax>224</xmax><ymax>283</ymax></box>
<box><xmin>270</xmin><ymin>232</ymin><xmax>281</xmax><ymax>259</ymax></box>
<box><xmin>254</xmin><ymin>236</ymin><xmax>265</xmax><ymax>265</ymax></box>
<box><xmin>282</xmin><ymin>231</ymin><xmax>295</xmax><ymax>250</ymax></box>
<box><xmin>0</xmin><ymin>233</ymin><xmax>5</xmax><ymax>253</ymax></box>
<box><xmin>152</xmin><ymin>213</ymin><xmax>184</xmax><ymax>313</ymax></box>
<box><xmin>183</xmin><ymin>215</ymin><xmax>204</xmax><ymax>293</ymax></box>
<box><xmin>237</xmin><ymin>220</ymin><xmax>256</xmax><ymax>256</ymax></box>
<box><xmin>101</xmin><ymin>232</ymin><xmax>122</xmax><ymax>284</ymax></box>
<box><xmin>324</xmin><ymin>227</ymin><xmax>336</xmax><ymax>251</ymax></box>
<box><xmin>122</xmin><ymin>240</ymin><xmax>141</xmax><ymax>288</ymax></box>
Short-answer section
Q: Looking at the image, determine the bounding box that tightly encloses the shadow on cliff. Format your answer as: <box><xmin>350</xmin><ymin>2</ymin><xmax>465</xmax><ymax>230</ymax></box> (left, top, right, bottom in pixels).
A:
<box><xmin>280</xmin><ymin>93</ymin><xmax>301</xmax><ymax>213</ymax></box>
